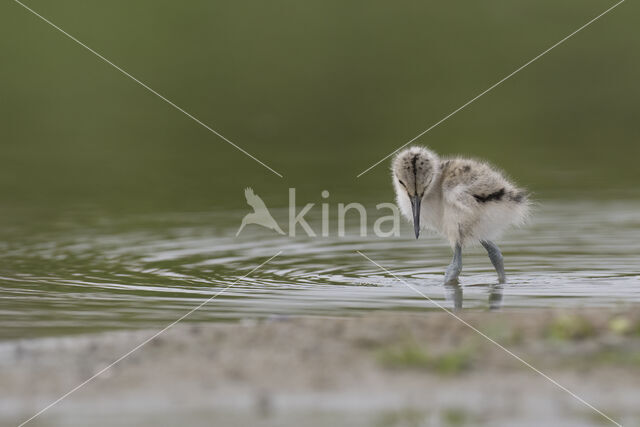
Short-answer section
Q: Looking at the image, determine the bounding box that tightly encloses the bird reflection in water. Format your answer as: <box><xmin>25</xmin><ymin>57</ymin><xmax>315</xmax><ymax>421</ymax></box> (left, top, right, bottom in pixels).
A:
<box><xmin>444</xmin><ymin>282</ymin><xmax>503</xmax><ymax>311</ymax></box>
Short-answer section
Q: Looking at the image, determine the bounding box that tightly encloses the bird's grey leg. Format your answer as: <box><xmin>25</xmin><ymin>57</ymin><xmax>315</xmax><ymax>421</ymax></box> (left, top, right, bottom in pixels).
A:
<box><xmin>480</xmin><ymin>240</ymin><xmax>506</xmax><ymax>284</ymax></box>
<box><xmin>444</xmin><ymin>243</ymin><xmax>462</xmax><ymax>284</ymax></box>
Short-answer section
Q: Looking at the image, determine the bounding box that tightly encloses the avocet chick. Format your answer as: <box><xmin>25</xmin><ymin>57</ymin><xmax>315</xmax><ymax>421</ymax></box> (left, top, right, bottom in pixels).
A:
<box><xmin>392</xmin><ymin>146</ymin><xmax>529</xmax><ymax>284</ymax></box>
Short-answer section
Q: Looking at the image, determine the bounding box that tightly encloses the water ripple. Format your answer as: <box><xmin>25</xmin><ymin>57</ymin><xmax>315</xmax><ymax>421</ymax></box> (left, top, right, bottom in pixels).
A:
<box><xmin>1</xmin><ymin>201</ymin><xmax>639</xmax><ymax>339</ymax></box>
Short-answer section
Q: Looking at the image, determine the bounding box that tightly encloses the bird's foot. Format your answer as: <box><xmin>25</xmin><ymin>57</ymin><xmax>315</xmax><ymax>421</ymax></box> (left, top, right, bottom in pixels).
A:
<box><xmin>444</xmin><ymin>264</ymin><xmax>461</xmax><ymax>285</ymax></box>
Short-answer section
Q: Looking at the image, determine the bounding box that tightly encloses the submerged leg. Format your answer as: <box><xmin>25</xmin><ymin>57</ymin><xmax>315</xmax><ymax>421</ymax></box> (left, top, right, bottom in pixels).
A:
<box><xmin>444</xmin><ymin>282</ymin><xmax>463</xmax><ymax>310</ymax></box>
<box><xmin>488</xmin><ymin>284</ymin><xmax>503</xmax><ymax>311</ymax></box>
<box><xmin>481</xmin><ymin>240</ymin><xmax>506</xmax><ymax>284</ymax></box>
<box><xmin>444</xmin><ymin>243</ymin><xmax>462</xmax><ymax>284</ymax></box>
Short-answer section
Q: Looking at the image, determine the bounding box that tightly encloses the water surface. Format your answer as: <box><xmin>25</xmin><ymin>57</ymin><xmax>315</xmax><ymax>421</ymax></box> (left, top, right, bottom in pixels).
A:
<box><xmin>1</xmin><ymin>200</ymin><xmax>639</xmax><ymax>340</ymax></box>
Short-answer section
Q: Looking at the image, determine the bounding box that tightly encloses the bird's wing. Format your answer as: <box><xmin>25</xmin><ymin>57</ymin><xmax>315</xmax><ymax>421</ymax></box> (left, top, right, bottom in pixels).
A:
<box><xmin>244</xmin><ymin>187</ymin><xmax>269</xmax><ymax>211</ymax></box>
<box><xmin>441</xmin><ymin>159</ymin><xmax>507</xmax><ymax>208</ymax></box>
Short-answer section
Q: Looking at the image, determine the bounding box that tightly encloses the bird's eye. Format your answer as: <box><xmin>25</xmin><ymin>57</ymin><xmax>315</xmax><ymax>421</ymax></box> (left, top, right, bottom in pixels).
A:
<box><xmin>397</xmin><ymin>179</ymin><xmax>407</xmax><ymax>189</ymax></box>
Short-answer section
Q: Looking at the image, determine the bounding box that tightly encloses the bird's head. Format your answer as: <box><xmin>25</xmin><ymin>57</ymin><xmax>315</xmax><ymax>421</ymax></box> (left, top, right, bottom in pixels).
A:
<box><xmin>391</xmin><ymin>146</ymin><xmax>439</xmax><ymax>239</ymax></box>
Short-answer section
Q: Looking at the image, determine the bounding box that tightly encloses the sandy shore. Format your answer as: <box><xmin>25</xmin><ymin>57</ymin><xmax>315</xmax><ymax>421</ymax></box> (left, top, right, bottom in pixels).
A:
<box><xmin>2</xmin><ymin>309</ymin><xmax>639</xmax><ymax>427</ymax></box>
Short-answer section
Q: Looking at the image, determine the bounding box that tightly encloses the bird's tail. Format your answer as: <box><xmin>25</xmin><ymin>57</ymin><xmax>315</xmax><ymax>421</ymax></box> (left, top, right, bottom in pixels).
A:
<box><xmin>507</xmin><ymin>190</ymin><xmax>528</xmax><ymax>204</ymax></box>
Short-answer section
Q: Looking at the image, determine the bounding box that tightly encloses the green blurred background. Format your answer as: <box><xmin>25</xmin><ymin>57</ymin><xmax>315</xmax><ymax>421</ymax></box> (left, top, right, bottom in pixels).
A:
<box><xmin>1</xmin><ymin>0</ymin><xmax>638</xmax><ymax>214</ymax></box>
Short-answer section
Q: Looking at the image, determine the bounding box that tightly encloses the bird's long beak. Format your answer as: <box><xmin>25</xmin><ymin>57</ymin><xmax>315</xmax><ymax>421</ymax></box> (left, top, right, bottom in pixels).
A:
<box><xmin>411</xmin><ymin>195</ymin><xmax>421</xmax><ymax>239</ymax></box>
